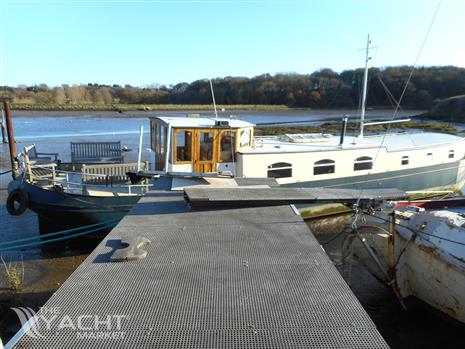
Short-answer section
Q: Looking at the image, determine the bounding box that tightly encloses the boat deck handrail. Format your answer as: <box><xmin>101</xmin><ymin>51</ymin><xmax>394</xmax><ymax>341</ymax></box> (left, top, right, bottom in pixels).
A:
<box><xmin>29</xmin><ymin>164</ymin><xmax>130</xmax><ymax>178</ymax></box>
<box><xmin>34</xmin><ymin>177</ymin><xmax>152</xmax><ymax>195</ymax></box>
<box><xmin>38</xmin><ymin>179</ymin><xmax>153</xmax><ymax>188</ymax></box>
<box><xmin>22</xmin><ymin>161</ymin><xmax>152</xmax><ymax>195</ymax></box>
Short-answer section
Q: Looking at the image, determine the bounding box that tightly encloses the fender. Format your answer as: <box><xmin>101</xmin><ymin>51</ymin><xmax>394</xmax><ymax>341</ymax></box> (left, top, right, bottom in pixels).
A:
<box><xmin>6</xmin><ymin>189</ymin><xmax>29</xmax><ymax>216</ymax></box>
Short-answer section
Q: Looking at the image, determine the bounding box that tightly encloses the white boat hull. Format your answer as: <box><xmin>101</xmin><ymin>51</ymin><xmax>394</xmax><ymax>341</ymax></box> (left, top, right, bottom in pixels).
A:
<box><xmin>354</xmin><ymin>210</ymin><xmax>465</xmax><ymax>323</ymax></box>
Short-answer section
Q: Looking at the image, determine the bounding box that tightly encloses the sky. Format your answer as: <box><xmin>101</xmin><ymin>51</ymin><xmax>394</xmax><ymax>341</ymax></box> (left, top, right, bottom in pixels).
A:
<box><xmin>0</xmin><ymin>0</ymin><xmax>464</xmax><ymax>87</ymax></box>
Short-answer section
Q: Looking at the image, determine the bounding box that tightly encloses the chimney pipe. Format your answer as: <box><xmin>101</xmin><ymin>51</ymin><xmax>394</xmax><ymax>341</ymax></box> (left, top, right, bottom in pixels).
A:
<box><xmin>339</xmin><ymin>115</ymin><xmax>348</xmax><ymax>146</ymax></box>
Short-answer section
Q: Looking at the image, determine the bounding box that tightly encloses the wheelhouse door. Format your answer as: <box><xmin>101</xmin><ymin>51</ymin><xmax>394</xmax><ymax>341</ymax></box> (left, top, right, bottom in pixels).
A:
<box><xmin>151</xmin><ymin>119</ymin><xmax>168</xmax><ymax>171</ymax></box>
<box><xmin>194</xmin><ymin>130</ymin><xmax>216</xmax><ymax>173</ymax></box>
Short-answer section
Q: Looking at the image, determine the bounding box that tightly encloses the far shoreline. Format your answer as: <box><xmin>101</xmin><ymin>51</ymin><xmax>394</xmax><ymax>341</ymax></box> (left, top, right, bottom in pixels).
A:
<box><xmin>10</xmin><ymin>108</ymin><xmax>427</xmax><ymax>119</ymax></box>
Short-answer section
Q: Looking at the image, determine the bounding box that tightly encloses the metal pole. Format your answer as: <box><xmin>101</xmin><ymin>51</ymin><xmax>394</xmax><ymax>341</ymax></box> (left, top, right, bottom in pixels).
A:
<box><xmin>3</xmin><ymin>100</ymin><xmax>19</xmax><ymax>179</ymax></box>
<box><xmin>359</xmin><ymin>34</ymin><xmax>371</xmax><ymax>139</ymax></box>
<box><xmin>137</xmin><ymin>125</ymin><xmax>143</xmax><ymax>172</ymax></box>
<box><xmin>1</xmin><ymin>108</ymin><xmax>7</xmax><ymax>143</ymax></box>
<box><xmin>387</xmin><ymin>211</ymin><xmax>396</xmax><ymax>271</ymax></box>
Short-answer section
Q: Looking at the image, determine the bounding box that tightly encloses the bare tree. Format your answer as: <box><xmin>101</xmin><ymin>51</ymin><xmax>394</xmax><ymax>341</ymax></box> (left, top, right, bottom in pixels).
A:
<box><xmin>68</xmin><ymin>85</ymin><xmax>87</xmax><ymax>104</ymax></box>
<box><xmin>54</xmin><ymin>87</ymin><xmax>66</xmax><ymax>104</ymax></box>
<box><xmin>94</xmin><ymin>87</ymin><xmax>112</xmax><ymax>104</ymax></box>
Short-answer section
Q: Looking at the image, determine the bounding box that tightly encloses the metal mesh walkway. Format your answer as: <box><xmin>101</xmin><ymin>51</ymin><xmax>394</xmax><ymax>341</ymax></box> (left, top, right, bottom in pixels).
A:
<box><xmin>12</xmin><ymin>178</ymin><xmax>388</xmax><ymax>348</ymax></box>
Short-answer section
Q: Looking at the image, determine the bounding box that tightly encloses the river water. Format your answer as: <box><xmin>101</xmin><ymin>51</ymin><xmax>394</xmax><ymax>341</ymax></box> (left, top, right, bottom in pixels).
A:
<box><xmin>0</xmin><ymin>111</ymin><xmax>463</xmax><ymax>347</ymax></box>
<box><xmin>0</xmin><ymin>108</ymin><xmax>429</xmax><ymax>165</ymax></box>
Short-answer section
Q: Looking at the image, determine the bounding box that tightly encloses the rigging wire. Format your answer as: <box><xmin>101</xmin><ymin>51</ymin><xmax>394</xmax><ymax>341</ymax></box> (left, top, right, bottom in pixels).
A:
<box><xmin>377</xmin><ymin>75</ymin><xmax>402</xmax><ymax>113</ymax></box>
<box><xmin>319</xmin><ymin>226</ymin><xmax>351</xmax><ymax>246</ymax></box>
<box><xmin>353</xmin><ymin>0</ymin><xmax>443</xmax><ymax>211</ymax></box>
<box><xmin>365</xmin><ymin>212</ymin><xmax>465</xmax><ymax>247</ymax></box>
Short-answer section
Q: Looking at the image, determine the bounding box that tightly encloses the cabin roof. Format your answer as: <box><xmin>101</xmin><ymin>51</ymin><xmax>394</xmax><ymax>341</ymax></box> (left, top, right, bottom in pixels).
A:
<box><xmin>245</xmin><ymin>132</ymin><xmax>465</xmax><ymax>153</ymax></box>
<box><xmin>152</xmin><ymin>115</ymin><xmax>254</xmax><ymax>128</ymax></box>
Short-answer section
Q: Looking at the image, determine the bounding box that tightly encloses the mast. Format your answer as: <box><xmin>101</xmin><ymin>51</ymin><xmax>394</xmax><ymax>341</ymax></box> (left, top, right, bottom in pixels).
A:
<box><xmin>209</xmin><ymin>79</ymin><xmax>219</xmax><ymax>120</ymax></box>
<box><xmin>359</xmin><ymin>34</ymin><xmax>371</xmax><ymax>138</ymax></box>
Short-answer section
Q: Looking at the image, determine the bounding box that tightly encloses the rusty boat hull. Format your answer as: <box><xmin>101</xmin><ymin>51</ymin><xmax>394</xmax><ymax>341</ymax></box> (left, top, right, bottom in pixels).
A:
<box><xmin>353</xmin><ymin>198</ymin><xmax>465</xmax><ymax>323</ymax></box>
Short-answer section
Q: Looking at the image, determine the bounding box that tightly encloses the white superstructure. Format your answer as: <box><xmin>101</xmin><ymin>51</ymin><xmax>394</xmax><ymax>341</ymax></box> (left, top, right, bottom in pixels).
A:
<box><xmin>149</xmin><ymin>115</ymin><xmax>465</xmax><ymax>192</ymax></box>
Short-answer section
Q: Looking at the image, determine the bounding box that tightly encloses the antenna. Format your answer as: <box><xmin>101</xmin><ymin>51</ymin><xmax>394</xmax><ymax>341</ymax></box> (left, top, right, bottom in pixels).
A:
<box><xmin>209</xmin><ymin>79</ymin><xmax>219</xmax><ymax>120</ymax></box>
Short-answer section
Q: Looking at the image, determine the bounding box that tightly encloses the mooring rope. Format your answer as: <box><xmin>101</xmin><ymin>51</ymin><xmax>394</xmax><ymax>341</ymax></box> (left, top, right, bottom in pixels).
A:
<box><xmin>0</xmin><ymin>218</ymin><xmax>121</xmax><ymax>251</ymax></box>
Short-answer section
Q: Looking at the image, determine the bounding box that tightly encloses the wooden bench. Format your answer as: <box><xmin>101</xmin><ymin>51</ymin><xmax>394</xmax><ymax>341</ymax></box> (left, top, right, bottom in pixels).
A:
<box><xmin>71</xmin><ymin>141</ymin><xmax>124</xmax><ymax>164</ymax></box>
<box><xmin>23</xmin><ymin>144</ymin><xmax>59</xmax><ymax>164</ymax></box>
<box><xmin>22</xmin><ymin>145</ymin><xmax>60</xmax><ymax>183</ymax></box>
<box><xmin>81</xmin><ymin>161</ymin><xmax>149</xmax><ymax>184</ymax></box>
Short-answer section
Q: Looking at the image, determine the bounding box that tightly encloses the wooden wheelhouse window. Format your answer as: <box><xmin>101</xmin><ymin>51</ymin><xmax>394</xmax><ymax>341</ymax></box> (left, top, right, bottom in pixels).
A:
<box><xmin>401</xmin><ymin>156</ymin><xmax>409</xmax><ymax>165</ymax></box>
<box><xmin>219</xmin><ymin>130</ymin><xmax>236</xmax><ymax>162</ymax></box>
<box><xmin>199</xmin><ymin>131</ymin><xmax>214</xmax><ymax>161</ymax></box>
<box><xmin>449</xmin><ymin>150</ymin><xmax>455</xmax><ymax>159</ymax></box>
<box><xmin>314</xmin><ymin>159</ymin><xmax>335</xmax><ymax>175</ymax></box>
<box><xmin>267</xmin><ymin>162</ymin><xmax>292</xmax><ymax>178</ymax></box>
<box><xmin>239</xmin><ymin>129</ymin><xmax>251</xmax><ymax>147</ymax></box>
<box><xmin>174</xmin><ymin>129</ymin><xmax>193</xmax><ymax>163</ymax></box>
<box><xmin>354</xmin><ymin>156</ymin><xmax>373</xmax><ymax>171</ymax></box>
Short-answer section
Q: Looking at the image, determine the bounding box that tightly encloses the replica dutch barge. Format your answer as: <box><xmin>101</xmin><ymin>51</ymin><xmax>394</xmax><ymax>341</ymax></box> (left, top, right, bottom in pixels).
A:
<box><xmin>147</xmin><ymin>37</ymin><xmax>465</xmax><ymax>192</ymax></box>
<box><xmin>148</xmin><ymin>115</ymin><xmax>465</xmax><ymax>192</ymax></box>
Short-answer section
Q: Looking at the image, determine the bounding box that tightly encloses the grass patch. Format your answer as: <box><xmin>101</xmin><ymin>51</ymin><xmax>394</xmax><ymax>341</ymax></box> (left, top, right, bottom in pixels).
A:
<box><xmin>1</xmin><ymin>255</ymin><xmax>24</xmax><ymax>292</ymax></box>
<box><xmin>255</xmin><ymin>120</ymin><xmax>460</xmax><ymax>136</ymax></box>
<box><xmin>407</xmin><ymin>188</ymin><xmax>462</xmax><ymax>201</ymax></box>
<box><xmin>300</xmin><ymin>204</ymin><xmax>352</xmax><ymax>220</ymax></box>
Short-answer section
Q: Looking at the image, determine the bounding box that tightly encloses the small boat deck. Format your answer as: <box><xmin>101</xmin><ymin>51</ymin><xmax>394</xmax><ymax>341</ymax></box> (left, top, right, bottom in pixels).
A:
<box><xmin>249</xmin><ymin>132</ymin><xmax>464</xmax><ymax>154</ymax></box>
<box><xmin>10</xmin><ymin>178</ymin><xmax>389</xmax><ymax>348</ymax></box>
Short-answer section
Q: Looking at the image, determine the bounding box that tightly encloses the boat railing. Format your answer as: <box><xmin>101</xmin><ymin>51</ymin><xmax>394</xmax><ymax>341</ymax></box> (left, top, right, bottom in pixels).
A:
<box><xmin>29</xmin><ymin>174</ymin><xmax>152</xmax><ymax>195</ymax></box>
<box><xmin>254</xmin><ymin>136</ymin><xmax>281</xmax><ymax>140</ymax></box>
<box><xmin>21</xmin><ymin>162</ymin><xmax>152</xmax><ymax>195</ymax></box>
<box><xmin>253</xmin><ymin>136</ymin><xmax>280</xmax><ymax>148</ymax></box>
<box><xmin>81</xmin><ymin>161</ymin><xmax>149</xmax><ymax>184</ymax></box>
<box><xmin>22</xmin><ymin>160</ymin><xmax>148</xmax><ymax>181</ymax></box>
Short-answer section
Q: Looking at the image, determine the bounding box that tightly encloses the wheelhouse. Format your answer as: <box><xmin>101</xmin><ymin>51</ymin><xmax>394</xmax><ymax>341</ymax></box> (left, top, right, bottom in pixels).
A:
<box><xmin>150</xmin><ymin>115</ymin><xmax>254</xmax><ymax>175</ymax></box>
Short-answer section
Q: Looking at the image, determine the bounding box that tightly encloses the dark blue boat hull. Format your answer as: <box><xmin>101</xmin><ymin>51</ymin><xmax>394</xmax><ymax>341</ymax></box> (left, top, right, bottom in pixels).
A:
<box><xmin>20</xmin><ymin>181</ymin><xmax>141</xmax><ymax>238</ymax></box>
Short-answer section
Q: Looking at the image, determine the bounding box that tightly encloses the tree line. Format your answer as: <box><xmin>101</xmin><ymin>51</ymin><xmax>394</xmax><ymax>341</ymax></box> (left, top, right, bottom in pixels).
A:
<box><xmin>1</xmin><ymin>66</ymin><xmax>464</xmax><ymax>109</ymax></box>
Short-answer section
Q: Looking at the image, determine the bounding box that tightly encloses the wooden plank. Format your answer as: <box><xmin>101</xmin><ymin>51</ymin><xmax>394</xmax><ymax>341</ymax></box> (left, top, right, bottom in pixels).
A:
<box><xmin>184</xmin><ymin>187</ymin><xmax>407</xmax><ymax>208</ymax></box>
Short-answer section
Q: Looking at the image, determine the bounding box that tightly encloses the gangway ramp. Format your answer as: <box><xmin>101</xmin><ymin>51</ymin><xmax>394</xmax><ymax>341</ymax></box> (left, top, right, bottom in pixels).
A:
<box><xmin>10</xmin><ymin>178</ymin><xmax>389</xmax><ymax>348</ymax></box>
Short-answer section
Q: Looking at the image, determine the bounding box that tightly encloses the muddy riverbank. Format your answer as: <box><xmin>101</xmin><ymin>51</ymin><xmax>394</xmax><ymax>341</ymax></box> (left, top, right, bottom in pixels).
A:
<box><xmin>308</xmin><ymin>215</ymin><xmax>465</xmax><ymax>349</ymax></box>
<box><xmin>0</xmin><ymin>179</ymin><xmax>91</xmax><ymax>342</ymax></box>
